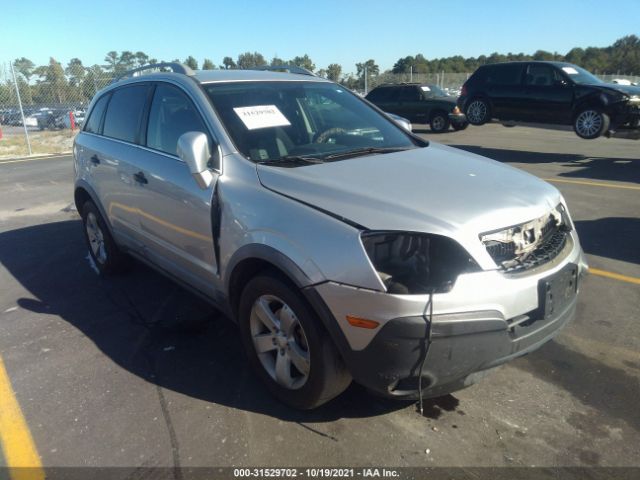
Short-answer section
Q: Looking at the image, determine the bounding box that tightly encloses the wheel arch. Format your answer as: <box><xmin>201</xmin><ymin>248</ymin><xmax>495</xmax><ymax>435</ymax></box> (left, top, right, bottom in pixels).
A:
<box><xmin>74</xmin><ymin>181</ymin><xmax>115</xmax><ymax>236</ymax></box>
<box><xmin>225</xmin><ymin>244</ymin><xmax>313</xmax><ymax>320</ymax></box>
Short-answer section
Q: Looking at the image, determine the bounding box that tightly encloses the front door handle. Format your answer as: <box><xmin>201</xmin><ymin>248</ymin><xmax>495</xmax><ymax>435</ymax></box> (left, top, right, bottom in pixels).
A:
<box><xmin>90</xmin><ymin>154</ymin><xmax>100</xmax><ymax>165</ymax></box>
<box><xmin>133</xmin><ymin>171</ymin><xmax>148</xmax><ymax>184</ymax></box>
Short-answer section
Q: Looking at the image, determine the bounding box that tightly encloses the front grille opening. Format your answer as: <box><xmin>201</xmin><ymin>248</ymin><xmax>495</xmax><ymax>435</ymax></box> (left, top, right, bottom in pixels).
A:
<box><xmin>481</xmin><ymin>206</ymin><xmax>571</xmax><ymax>273</ymax></box>
<box><xmin>502</xmin><ymin>229</ymin><xmax>568</xmax><ymax>273</ymax></box>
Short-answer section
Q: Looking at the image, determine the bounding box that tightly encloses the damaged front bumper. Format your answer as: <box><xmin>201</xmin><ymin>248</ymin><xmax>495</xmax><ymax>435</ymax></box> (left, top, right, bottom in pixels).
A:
<box><xmin>308</xmin><ymin>234</ymin><xmax>587</xmax><ymax>398</ymax></box>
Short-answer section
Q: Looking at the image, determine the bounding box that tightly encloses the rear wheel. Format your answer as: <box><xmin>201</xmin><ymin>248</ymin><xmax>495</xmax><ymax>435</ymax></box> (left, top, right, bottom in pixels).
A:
<box><xmin>81</xmin><ymin>201</ymin><xmax>129</xmax><ymax>275</ymax></box>
<box><xmin>238</xmin><ymin>272</ymin><xmax>351</xmax><ymax>409</ymax></box>
<box><xmin>573</xmin><ymin>108</ymin><xmax>610</xmax><ymax>139</ymax></box>
<box><xmin>429</xmin><ymin>112</ymin><xmax>450</xmax><ymax>133</ymax></box>
<box><xmin>465</xmin><ymin>98</ymin><xmax>491</xmax><ymax>125</ymax></box>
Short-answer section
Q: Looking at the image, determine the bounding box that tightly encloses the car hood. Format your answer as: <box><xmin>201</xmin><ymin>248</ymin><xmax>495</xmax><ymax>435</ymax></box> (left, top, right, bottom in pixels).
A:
<box><xmin>256</xmin><ymin>143</ymin><xmax>562</xmax><ymax>237</ymax></box>
<box><xmin>587</xmin><ymin>83</ymin><xmax>640</xmax><ymax>97</ymax></box>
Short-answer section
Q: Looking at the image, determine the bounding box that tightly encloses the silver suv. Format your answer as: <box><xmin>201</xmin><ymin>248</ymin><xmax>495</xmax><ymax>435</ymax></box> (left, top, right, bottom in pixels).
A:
<box><xmin>73</xmin><ymin>63</ymin><xmax>587</xmax><ymax>409</ymax></box>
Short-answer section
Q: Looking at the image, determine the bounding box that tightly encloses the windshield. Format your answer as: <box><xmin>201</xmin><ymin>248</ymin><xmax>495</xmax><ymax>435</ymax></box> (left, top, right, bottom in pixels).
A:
<box><xmin>204</xmin><ymin>81</ymin><xmax>419</xmax><ymax>163</ymax></box>
<box><xmin>560</xmin><ymin>65</ymin><xmax>603</xmax><ymax>85</ymax></box>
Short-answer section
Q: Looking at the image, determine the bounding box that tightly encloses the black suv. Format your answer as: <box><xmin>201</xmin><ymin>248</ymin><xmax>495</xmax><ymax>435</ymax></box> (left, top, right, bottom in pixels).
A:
<box><xmin>458</xmin><ymin>61</ymin><xmax>640</xmax><ymax>139</ymax></box>
<box><xmin>366</xmin><ymin>84</ymin><xmax>468</xmax><ymax>133</ymax></box>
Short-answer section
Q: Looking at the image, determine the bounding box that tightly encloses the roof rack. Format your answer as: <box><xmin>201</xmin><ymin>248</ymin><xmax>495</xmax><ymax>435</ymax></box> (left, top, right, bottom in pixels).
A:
<box><xmin>252</xmin><ymin>65</ymin><xmax>316</xmax><ymax>77</ymax></box>
<box><xmin>113</xmin><ymin>62</ymin><xmax>194</xmax><ymax>83</ymax></box>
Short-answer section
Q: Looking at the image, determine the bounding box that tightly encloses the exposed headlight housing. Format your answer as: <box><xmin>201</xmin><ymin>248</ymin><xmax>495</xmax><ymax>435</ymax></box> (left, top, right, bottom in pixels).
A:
<box><xmin>361</xmin><ymin>232</ymin><xmax>480</xmax><ymax>294</ymax></box>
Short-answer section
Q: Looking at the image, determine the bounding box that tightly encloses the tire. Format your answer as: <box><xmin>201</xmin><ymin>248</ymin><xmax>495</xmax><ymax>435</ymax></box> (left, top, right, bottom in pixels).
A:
<box><xmin>465</xmin><ymin>98</ymin><xmax>491</xmax><ymax>125</ymax></box>
<box><xmin>429</xmin><ymin>111</ymin><xmax>450</xmax><ymax>133</ymax></box>
<box><xmin>451</xmin><ymin>121</ymin><xmax>469</xmax><ymax>131</ymax></box>
<box><xmin>81</xmin><ymin>201</ymin><xmax>129</xmax><ymax>275</ymax></box>
<box><xmin>573</xmin><ymin>108</ymin><xmax>610</xmax><ymax>139</ymax></box>
<box><xmin>238</xmin><ymin>272</ymin><xmax>352</xmax><ymax>409</ymax></box>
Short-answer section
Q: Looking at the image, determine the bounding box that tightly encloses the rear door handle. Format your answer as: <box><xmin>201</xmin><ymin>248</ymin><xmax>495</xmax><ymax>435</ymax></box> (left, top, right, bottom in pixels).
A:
<box><xmin>90</xmin><ymin>154</ymin><xmax>100</xmax><ymax>165</ymax></box>
<box><xmin>133</xmin><ymin>171</ymin><xmax>148</xmax><ymax>184</ymax></box>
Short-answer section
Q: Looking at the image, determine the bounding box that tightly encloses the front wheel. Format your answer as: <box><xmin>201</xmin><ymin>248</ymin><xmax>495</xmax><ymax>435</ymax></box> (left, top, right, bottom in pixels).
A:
<box><xmin>451</xmin><ymin>121</ymin><xmax>468</xmax><ymax>131</ymax></box>
<box><xmin>465</xmin><ymin>98</ymin><xmax>491</xmax><ymax>125</ymax></box>
<box><xmin>573</xmin><ymin>108</ymin><xmax>610</xmax><ymax>139</ymax></box>
<box><xmin>429</xmin><ymin>112</ymin><xmax>450</xmax><ymax>133</ymax></box>
<box><xmin>238</xmin><ymin>273</ymin><xmax>351</xmax><ymax>409</ymax></box>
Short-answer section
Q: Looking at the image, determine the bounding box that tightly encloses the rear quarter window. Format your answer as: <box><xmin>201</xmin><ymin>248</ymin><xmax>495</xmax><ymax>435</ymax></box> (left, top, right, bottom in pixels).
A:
<box><xmin>102</xmin><ymin>85</ymin><xmax>151</xmax><ymax>143</ymax></box>
<box><xmin>83</xmin><ymin>93</ymin><xmax>110</xmax><ymax>134</ymax></box>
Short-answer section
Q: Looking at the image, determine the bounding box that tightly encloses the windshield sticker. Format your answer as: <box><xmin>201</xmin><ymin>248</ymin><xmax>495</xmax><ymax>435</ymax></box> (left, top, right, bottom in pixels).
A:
<box><xmin>233</xmin><ymin>105</ymin><xmax>291</xmax><ymax>130</ymax></box>
<box><xmin>420</xmin><ymin>86</ymin><xmax>431</xmax><ymax>91</ymax></box>
<box><xmin>562</xmin><ymin>67</ymin><xmax>579</xmax><ymax>75</ymax></box>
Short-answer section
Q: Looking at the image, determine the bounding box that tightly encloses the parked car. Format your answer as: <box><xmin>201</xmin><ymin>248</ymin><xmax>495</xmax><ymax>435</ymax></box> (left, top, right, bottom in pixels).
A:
<box><xmin>458</xmin><ymin>61</ymin><xmax>640</xmax><ymax>139</ymax></box>
<box><xmin>74</xmin><ymin>64</ymin><xmax>586</xmax><ymax>409</ymax></box>
<box><xmin>365</xmin><ymin>83</ymin><xmax>468</xmax><ymax>132</ymax></box>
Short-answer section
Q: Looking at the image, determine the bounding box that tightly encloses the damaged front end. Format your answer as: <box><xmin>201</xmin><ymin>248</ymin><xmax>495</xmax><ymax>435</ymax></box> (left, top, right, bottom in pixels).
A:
<box><xmin>480</xmin><ymin>204</ymin><xmax>573</xmax><ymax>273</ymax></box>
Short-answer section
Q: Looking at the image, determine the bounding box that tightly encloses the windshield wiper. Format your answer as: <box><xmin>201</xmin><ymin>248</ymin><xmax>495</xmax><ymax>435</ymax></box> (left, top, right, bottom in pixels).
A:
<box><xmin>323</xmin><ymin>147</ymin><xmax>412</xmax><ymax>161</ymax></box>
<box><xmin>259</xmin><ymin>155</ymin><xmax>324</xmax><ymax>167</ymax></box>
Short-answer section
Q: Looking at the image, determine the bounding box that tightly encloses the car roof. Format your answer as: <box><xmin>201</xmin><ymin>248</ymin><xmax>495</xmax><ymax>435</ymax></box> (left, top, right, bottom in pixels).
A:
<box><xmin>481</xmin><ymin>61</ymin><xmax>578</xmax><ymax>68</ymax></box>
<box><xmin>192</xmin><ymin>69</ymin><xmax>331</xmax><ymax>84</ymax></box>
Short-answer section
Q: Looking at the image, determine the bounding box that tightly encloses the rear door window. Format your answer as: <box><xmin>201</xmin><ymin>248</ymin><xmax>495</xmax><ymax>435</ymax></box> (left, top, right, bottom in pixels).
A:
<box><xmin>399</xmin><ymin>86</ymin><xmax>420</xmax><ymax>101</ymax></box>
<box><xmin>102</xmin><ymin>84</ymin><xmax>151</xmax><ymax>143</ymax></box>
<box><xmin>84</xmin><ymin>93</ymin><xmax>110</xmax><ymax>134</ymax></box>
<box><xmin>485</xmin><ymin>65</ymin><xmax>524</xmax><ymax>86</ymax></box>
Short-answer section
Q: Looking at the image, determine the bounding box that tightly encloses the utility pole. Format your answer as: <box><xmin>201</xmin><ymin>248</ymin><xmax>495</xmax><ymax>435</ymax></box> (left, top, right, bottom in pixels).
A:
<box><xmin>10</xmin><ymin>61</ymin><xmax>32</xmax><ymax>156</ymax></box>
<box><xmin>364</xmin><ymin>65</ymin><xmax>368</xmax><ymax>95</ymax></box>
<box><xmin>410</xmin><ymin>65</ymin><xmax>413</xmax><ymax>83</ymax></box>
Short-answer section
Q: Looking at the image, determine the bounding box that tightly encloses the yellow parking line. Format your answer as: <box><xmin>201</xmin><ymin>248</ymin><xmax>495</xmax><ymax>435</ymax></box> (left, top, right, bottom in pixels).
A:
<box><xmin>589</xmin><ymin>268</ymin><xmax>640</xmax><ymax>285</ymax></box>
<box><xmin>0</xmin><ymin>155</ymin><xmax>71</xmax><ymax>165</ymax></box>
<box><xmin>543</xmin><ymin>177</ymin><xmax>640</xmax><ymax>191</ymax></box>
<box><xmin>0</xmin><ymin>356</ymin><xmax>44</xmax><ymax>480</ymax></box>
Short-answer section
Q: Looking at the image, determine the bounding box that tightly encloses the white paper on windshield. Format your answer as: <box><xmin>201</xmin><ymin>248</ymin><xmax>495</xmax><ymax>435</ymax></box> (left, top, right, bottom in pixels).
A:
<box><xmin>233</xmin><ymin>105</ymin><xmax>291</xmax><ymax>130</ymax></box>
<box><xmin>420</xmin><ymin>86</ymin><xmax>431</xmax><ymax>91</ymax></box>
<box><xmin>562</xmin><ymin>67</ymin><xmax>579</xmax><ymax>75</ymax></box>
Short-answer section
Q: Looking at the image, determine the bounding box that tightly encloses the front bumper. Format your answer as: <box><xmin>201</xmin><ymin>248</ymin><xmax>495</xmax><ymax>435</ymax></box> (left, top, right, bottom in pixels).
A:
<box><xmin>448</xmin><ymin>112</ymin><xmax>467</xmax><ymax>124</ymax></box>
<box><xmin>309</xmin><ymin>234</ymin><xmax>587</xmax><ymax>398</ymax></box>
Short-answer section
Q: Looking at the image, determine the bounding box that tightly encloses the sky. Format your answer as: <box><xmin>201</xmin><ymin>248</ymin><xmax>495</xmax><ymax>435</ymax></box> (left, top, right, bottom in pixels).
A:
<box><xmin>2</xmin><ymin>0</ymin><xmax>639</xmax><ymax>74</ymax></box>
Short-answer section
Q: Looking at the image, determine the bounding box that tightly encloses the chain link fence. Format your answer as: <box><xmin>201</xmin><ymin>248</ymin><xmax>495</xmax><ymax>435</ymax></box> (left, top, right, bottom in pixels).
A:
<box><xmin>0</xmin><ymin>61</ymin><xmax>114</xmax><ymax>157</ymax></box>
<box><xmin>365</xmin><ymin>72</ymin><xmax>471</xmax><ymax>96</ymax></box>
<box><xmin>1</xmin><ymin>58</ymin><xmax>639</xmax><ymax>157</ymax></box>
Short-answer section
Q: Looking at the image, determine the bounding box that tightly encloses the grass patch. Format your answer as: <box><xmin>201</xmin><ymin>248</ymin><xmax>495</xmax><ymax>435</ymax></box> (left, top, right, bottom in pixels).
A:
<box><xmin>0</xmin><ymin>130</ymin><xmax>77</xmax><ymax>157</ymax></box>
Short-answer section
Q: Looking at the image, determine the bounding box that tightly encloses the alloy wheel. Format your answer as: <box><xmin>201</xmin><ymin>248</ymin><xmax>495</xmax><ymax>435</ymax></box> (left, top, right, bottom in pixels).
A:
<box><xmin>575</xmin><ymin>110</ymin><xmax>602</xmax><ymax>138</ymax></box>
<box><xmin>467</xmin><ymin>100</ymin><xmax>487</xmax><ymax>124</ymax></box>
<box><xmin>249</xmin><ymin>294</ymin><xmax>311</xmax><ymax>390</ymax></box>
<box><xmin>85</xmin><ymin>212</ymin><xmax>107</xmax><ymax>264</ymax></box>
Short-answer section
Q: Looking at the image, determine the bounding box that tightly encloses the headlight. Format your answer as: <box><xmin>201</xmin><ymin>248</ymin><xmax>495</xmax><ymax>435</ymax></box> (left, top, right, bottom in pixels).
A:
<box><xmin>361</xmin><ymin>232</ymin><xmax>479</xmax><ymax>294</ymax></box>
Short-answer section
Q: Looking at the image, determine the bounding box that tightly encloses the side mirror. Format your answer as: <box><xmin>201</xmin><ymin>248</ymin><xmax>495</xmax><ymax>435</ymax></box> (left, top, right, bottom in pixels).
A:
<box><xmin>177</xmin><ymin>131</ymin><xmax>216</xmax><ymax>189</ymax></box>
<box><xmin>386</xmin><ymin>113</ymin><xmax>412</xmax><ymax>132</ymax></box>
<box><xmin>554</xmin><ymin>79</ymin><xmax>569</xmax><ymax>87</ymax></box>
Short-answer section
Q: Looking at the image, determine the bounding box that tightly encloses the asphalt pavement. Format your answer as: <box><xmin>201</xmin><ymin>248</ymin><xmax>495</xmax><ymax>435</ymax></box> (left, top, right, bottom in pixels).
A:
<box><xmin>0</xmin><ymin>124</ymin><xmax>638</xmax><ymax>476</ymax></box>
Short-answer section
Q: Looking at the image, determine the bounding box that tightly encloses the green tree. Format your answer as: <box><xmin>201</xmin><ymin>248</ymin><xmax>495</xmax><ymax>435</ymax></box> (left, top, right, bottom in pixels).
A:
<box><xmin>14</xmin><ymin>57</ymin><xmax>35</xmax><ymax>82</ymax></box>
<box><xmin>290</xmin><ymin>54</ymin><xmax>315</xmax><ymax>72</ymax></box>
<box><xmin>237</xmin><ymin>52</ymin><xmax>267</xmax><ymax>69</ymax></box>
<box><xmin>135</xmin><ymin>51</ymin><xmax>149</xmax><ymax>67</ymax></box>
<box><xmin>184</xmin><ymin>56</ymin><xmax>198</xmax><ymax>70</ymax></box>
<box><xmin>34</xmin><ymin>57</ymin><xmax>69</xmax><ymax>103</ymax></box>
<box><xmin>326</xmin><ymin>63</ymin><xmax>342</xmax><ymax>81</ymax></box>
<box><xmin>270</xmin><ymin>56</ymin><xmax>285</xmax><ymax>66</ymax></box>
<box><xmin>202</xmin><ymin>58</ymin><xmax>215</xmax><ymax>70</ymax></box>
<box><xmin>66</xmin><ymin>58</ymin><xmax>86</xmax><ymax>86</ymax></box>
<box><xmin>104</xmin><ymin>51</ymin><xmax>119</xmax><ymax>72</ymax></box>
<box><xmin>221</xmin><ymin>56</ymin><xmax>236</xmax><ymax>69</ymax></box>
